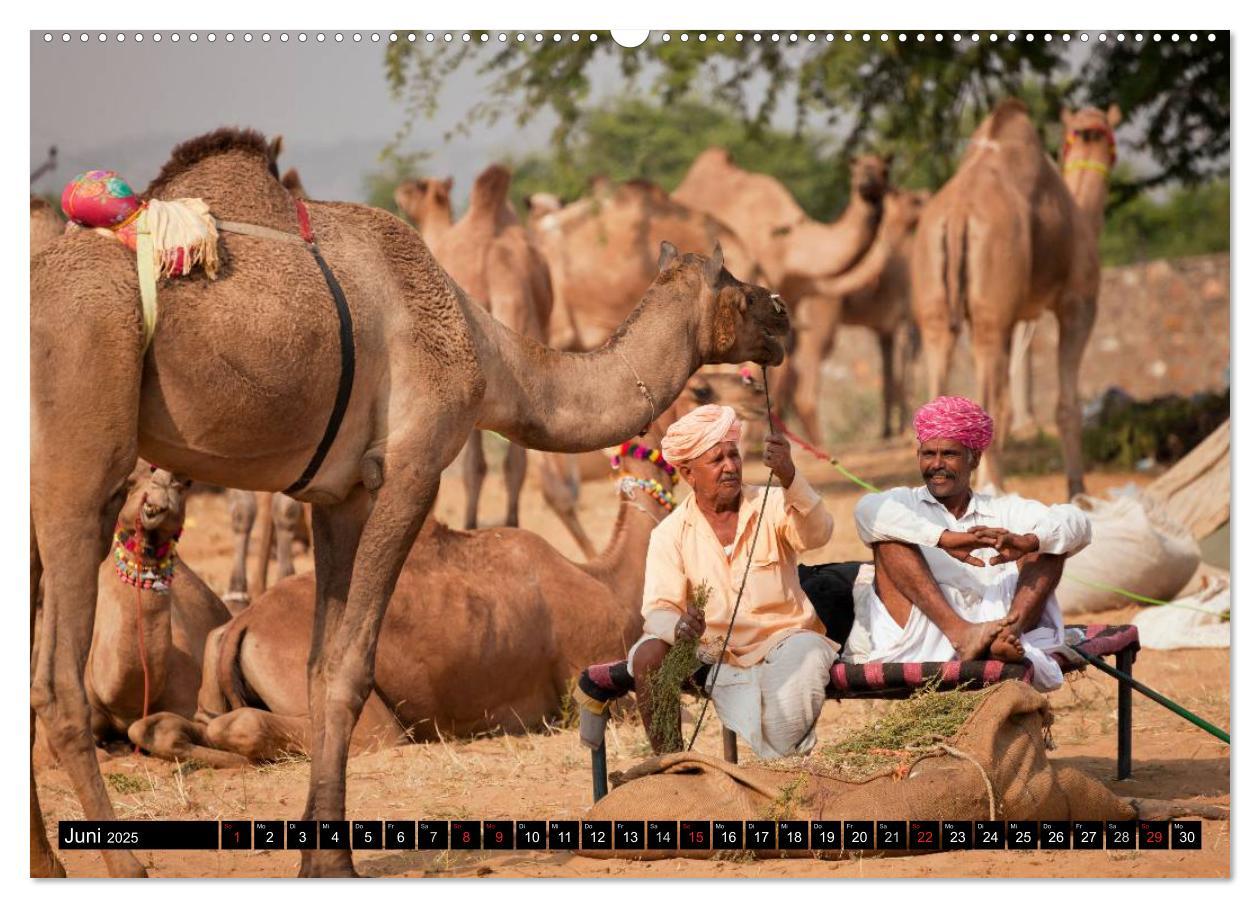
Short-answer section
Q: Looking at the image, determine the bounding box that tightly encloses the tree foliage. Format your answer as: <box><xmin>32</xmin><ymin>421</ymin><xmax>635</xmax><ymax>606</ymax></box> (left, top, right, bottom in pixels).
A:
<box><xmin>383</xmin><ymin>31</ymin><xmax>1228</xmax><ymax>209</ymax></box>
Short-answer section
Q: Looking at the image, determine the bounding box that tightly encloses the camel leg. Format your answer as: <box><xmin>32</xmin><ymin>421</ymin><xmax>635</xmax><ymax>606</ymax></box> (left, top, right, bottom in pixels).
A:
<box><xmin>1055</xmin><ymin>295</ymin><xmax>1098</xmax><ymax>498</ymax></box>
<box><xmin>249</xmin><ymin>492</ymin><xmax>275</xmax><ymax>596</ymax></box>
<box><xmin>539</xmin><ymin>452</ymin><xmax>597</xmax><ymax>559</ymax></box>
<box><xmin>206</xmin><ymin>709</ymin><xmax>312</xmax><ymax>763</ymax></box>
<box><xmin>461</xmin><ymin>430</ymin><xmax>487</xmax><ymax>530</ymax></box>
<box><xmin>226</xmin><ymin>489</ymin><xmax>256</xmax><ymax>609</ymax></box>
<box><xmin>1009</xmin><ymin>319</ymin><xmax>1038</xmax><ymax>436</ymax></box>
<box><xmin>878</xmin><ymin>330</ymin><xmax>897</xmax><ymax>439</ymax></box>
<box><xmin>128</xmin><ymin>712</ymin><xmax>250</xmax><ymax>769</ymax></box>
<box><xmin>790</xmin><ymin>295</ymin><xmax>838</xmax><ymax>444</ymax></box>
<box><xmin>31</xmin><ymin>461</ymin><xmax>144</xmax><ymax>877</ymax></box>
<box><xmin>971</xmin><ymin>323</ymin><xmax>1013</xmax><ymax>492</ymax></box>
<box><xmin>299</xmin><ymin>472</ymin><xmax>441</xmax><ymax>878</ymax></box>
<box><xmin>272</xmin><ymin>493</ymin><xmax>303</xmax><ymax>581</ymax></box>
<box><xmin>919</xmin><ymin>311</ymin><xmax>957</xmax><ymax>403</ymax></box>
<box><xmin>503</xmin><ymin>442</ymin><xmax>527</xmax><ymax>528</ymax></box>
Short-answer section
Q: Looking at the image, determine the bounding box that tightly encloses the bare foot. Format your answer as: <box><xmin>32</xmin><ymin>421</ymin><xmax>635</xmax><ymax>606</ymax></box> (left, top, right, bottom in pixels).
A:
<box><xmin>988</xmin><ymin>631</ymin><xmax>1026</xmax><ymax>663</ymax></box>
<box><xmin>950</xmin><ymin>616</ymin><xmax>1015</xmax><ymax>661</ymax></box>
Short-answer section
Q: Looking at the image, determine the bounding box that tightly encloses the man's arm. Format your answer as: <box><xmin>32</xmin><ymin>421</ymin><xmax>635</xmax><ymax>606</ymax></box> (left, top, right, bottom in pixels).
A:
<box><xmin>779</xmin><ymin>472</ymin><xmax>834</xmax><ymax>552</ymax></box>
<box><xmin>854</xmin><ymin>488</ymin><xmax>945</xmax><ymax>548</ymax></box>
<box><xmin>641</xmin><ymin>526</ymin><xmax>692</xmax><ymax>645</ymax></box>
<box><xmin>981</xmin><ymin>496</ymin><xmax>1093</xmax><ymax>558</ymax></box>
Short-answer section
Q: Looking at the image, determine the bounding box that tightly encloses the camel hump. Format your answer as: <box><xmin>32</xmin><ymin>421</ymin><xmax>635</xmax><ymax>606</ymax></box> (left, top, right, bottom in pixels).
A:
<box><xmin>697</xmin><ymin>146</ymin><xmax>733</xmax><ymax>167</ymax></box>
<box><xmin>983</xmin><ymin>98</ymin><xmax>1039</xmax><ymax>144</ymax></box>
<box><xmin>145</xmin><ymin>127</ymin><xmax>272</xmax><ymax>197</ymax></box>
<box><xmin>471</xmin><ymin>164</ymin><xmax>513</xmax><ymax>209</ymax></box>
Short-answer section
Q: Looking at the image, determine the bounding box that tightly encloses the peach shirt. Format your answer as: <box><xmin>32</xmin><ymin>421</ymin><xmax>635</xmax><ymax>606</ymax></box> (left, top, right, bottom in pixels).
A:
<box><xmin>641</xmin><ymin>473</ymin><xmax>837</xmax><ymax>668</ymax></box>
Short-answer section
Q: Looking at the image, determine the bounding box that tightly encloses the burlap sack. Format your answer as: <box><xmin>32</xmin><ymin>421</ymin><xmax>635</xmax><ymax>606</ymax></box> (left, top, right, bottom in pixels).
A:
<box><xmin>581</xmin><ymin>682</ymin><xmax>1135</xmax><ymax>859</ymax></box>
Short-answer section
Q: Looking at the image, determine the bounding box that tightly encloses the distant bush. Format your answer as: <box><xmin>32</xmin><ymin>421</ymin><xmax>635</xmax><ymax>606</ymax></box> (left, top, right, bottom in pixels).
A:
<box><xmin>1083</xmin><ymin>389</ymin><xmax>1229</xmax><ymax>469</ymax></box>
<box><xmin>1100</xmin><ymin>179</ymin><xmax>1229</xmax><ymax>267</ymax></box>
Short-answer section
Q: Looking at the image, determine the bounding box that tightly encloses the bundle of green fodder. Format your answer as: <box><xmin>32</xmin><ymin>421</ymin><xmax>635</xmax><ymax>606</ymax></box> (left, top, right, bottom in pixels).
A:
<box><xmin>584</xmin><ymin>681</ymin><xmax>1158</xmax><ymax>859</ymax></box>
<box><xmin>648</xmin><ymin>582</ymin><xmax>711</xmax><ymax>752</ymax></box>
<box><xmin>767</xmin><ymin>680</ymin><xmax>989</xmax><ymax>782</ymax></box>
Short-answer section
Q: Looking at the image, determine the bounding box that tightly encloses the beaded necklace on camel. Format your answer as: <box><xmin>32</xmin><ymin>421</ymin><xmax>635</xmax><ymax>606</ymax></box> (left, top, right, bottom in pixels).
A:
<box><xmin>112</xmin><ymin>516</ymin><xmax>181</xmax><ymax>593</ymax></box>
<box><xmin>610</xmin><ymin>442</ymin><xmax>678</xmax><ymax>512</ymax></box>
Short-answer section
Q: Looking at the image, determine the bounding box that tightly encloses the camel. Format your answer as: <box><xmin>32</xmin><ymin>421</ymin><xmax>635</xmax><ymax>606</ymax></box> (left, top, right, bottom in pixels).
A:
<box><xmin>72</xmin><ymin>463</ymin><xmax>247</xmax><ymax>768</ymax></box>
<box><xmin>225</xmin><ymin>489</ymin><xmax>310</xmax><ymax>606</ymax></box>
<box><xmin>529</xmin><ymin>178</ymin><xmax>761</xmax><ymax>352</ymax></box>
<box><xmin>783</xmin><ymin>188</ymin><xmax>929</xmax><ymax>439</ymax></box>
<box><xmin>672</xmin><ymin>149</ymin><xmax>891</xmax><ymax>441</ymax></box>
<box><xmin>29</xmin><ymin>127</ymin><xmax>788</xmax><ymax>877</ymax></box>
<box><xmin>395</xmin><ymin>165</ymin><xmax>556</xmax><ymax>534</ymax></box>
<box><xmin>910</xmin><ymin>100</ymin><xmax>1120</xmax><ymax>494</ymax></box>
<box><xmin>30</xmin><ymin>196</ymin><xmax>64</xmax><ymax>257</ymax></box>
<box><xmin>139</xmin><ymin>388</ymin><xmax>736</xmax><ymax>763</ymax></box>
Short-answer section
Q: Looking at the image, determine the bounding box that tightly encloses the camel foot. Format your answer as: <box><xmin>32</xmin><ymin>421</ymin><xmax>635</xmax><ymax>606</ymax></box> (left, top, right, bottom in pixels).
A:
<box><xmin>951</xmin><ymin>617</ymin><xmax>1015</xmax><ymax>661</ymax></box>
<box><xmin>299</xmin><ymin>848</ymin><xmax>358</xmax><ymax>877</ymax></box>
<box><xmin>104</xmin><ymin>849</ymin><xmax>148</xmax><ymax>877</ymax></box>
<box><xmin>988</xmin><ymin>631</ymin><xmax>1026</xmax><ymax>663</ymax></box>
<box><xmin>31</xmin><ymin>842</ymin><xmax>67</xmax><ymax>878</ymax></box>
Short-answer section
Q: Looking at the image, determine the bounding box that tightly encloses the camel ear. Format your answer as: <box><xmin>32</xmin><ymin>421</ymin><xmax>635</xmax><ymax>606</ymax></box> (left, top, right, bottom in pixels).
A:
<box><xmin>705</xmin><ymin>243</ymin><xmax>725</xmax><ymax>288</ymax></box>
<box><xmin>1106</xmin><ymin>103</ymin><xmax>1123</xmax><ymax>128</ymax></box>
<box><xmin>657</xmin><ymin>241</ymin><xmax>678</xmax><ymax>271</ymax></box>
<box><xmin>269</xmin><ymin>135</ymin><xmax>284</xmax><ymax>161</ymax></box>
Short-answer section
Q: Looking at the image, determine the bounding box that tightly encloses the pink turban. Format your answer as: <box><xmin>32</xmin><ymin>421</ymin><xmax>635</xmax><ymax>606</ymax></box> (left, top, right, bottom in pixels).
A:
<box><xmin>661</xmin><ymin>404</ymin><xmax>742</xmax><ymax>464</ymax></box>
<box><xmin>914</xmin><ymin>396</ymin><xmax>994</xmax><ymax>452</ymax></box>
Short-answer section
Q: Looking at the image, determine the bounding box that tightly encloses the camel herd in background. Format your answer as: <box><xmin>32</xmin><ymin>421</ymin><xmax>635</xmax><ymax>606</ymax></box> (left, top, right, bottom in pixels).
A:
<box><xmin>29</xmin><ymin>98</ymin><xmax>1122</xmax><ymax>877</ymax></box>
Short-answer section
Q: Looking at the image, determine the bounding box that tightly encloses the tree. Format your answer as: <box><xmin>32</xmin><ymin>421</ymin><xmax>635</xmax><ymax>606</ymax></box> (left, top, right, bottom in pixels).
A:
<box><xmin>383</xmin><ymin>31</ymin><xmax>1228</xmax><ymax>208</ymax></box>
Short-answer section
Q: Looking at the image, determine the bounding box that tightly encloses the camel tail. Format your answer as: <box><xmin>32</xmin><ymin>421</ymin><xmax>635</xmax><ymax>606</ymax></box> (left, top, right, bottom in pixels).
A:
<box><xmin>215</xmin><ymin>615</ymin><xmax>253</xmax><ymax>712</ymax></box>
<box><xmin>942</xmin><ymin>212</ymin><xmax>969</xmax><ymax>332</ymax></box>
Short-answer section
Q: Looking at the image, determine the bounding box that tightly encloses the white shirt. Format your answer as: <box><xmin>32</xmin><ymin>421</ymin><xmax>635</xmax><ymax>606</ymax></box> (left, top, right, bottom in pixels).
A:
<box><xmin>851</xmin><ymin>486</ymin><xmax>1092</xmax><ymax>690</ymax></box>
<box><xmin>854</xmin><ymin>485</ymin><xmax>1092</xmax><ymax>597</ymax></box>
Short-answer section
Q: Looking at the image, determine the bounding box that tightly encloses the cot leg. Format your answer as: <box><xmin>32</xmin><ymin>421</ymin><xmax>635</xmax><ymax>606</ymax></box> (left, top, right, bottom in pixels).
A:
<box><xmin>722</xmin><ymin>726</ymin><xmax>739</xmax><ymax>764</ymax></box>
<box><xmin>592</xmin><ymin>740</ymin><xmax>608</xmax><ymax>802</ymax></box>
<box><xmin>1115</xmin><ymin>646</ymin><xmax>1134</xmax><ymax>781</ymax></box>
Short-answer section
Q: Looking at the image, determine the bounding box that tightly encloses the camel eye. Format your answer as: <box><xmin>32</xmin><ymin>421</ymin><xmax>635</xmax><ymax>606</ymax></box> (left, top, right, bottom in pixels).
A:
<box><xmin>691</xmin><ymin>385</ymin><xmax>715</xmax><ymax>404</ymax></box>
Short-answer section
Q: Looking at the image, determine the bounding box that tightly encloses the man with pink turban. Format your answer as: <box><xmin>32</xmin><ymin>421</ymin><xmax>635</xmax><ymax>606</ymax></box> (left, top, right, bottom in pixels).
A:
<box><xmin>851</xmin><ymin>396</ymin><xmax>1091</xmax><ymax>690</ymax></box>
<box><xmin>631</xmin><ymin>404</ymin><xmax>838</xmax><ymax>759</ymax></box>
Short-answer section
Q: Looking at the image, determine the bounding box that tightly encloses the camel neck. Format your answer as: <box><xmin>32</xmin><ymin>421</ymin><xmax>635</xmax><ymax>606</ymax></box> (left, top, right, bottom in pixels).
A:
<box><xmin>464</xmin><ymin>280</ymin><xmax>703</xmax><ymax>451</ymax></box>
<box><xmin>420</xmin><ymin>210</ymin><xmax>454</xmax><ymax>248</ymax></box>
<box><xmin>1064</xmin><ymin>168</ymin><xmax>1109</xmax><ymax>238</ymax></box>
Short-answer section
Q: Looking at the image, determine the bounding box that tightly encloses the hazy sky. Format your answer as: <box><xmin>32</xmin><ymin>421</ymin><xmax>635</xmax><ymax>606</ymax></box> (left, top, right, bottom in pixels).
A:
<box><xmin>30</xmin><ymin>32</ymin><xmax>1127</xmax><ymax>207</ymax></box>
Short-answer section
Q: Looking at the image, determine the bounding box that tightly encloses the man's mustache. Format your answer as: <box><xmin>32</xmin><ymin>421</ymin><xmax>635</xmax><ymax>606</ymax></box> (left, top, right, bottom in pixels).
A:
<box><xmin>924</xmin><ymin>468</ymin><xmax>958</xmax><ymax>481</ymax></box>
<box><xmin>719</xmin><ymin>471</ymin><xmax>740</xmax><ymax>483</ymax></box>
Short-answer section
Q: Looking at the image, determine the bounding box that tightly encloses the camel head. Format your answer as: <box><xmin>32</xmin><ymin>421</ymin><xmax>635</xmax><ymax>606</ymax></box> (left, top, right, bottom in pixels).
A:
<box><xmin>117</xmin><ymin>462</ymin><xmax>191</xmax><ymax>541</ymax></box>
<box><xmin>1060</xmin><ymin>105</ymin><xmax>1123</xmax><ymax>172</ymax></box>
<box><xmin>525</xmin><ymin>192</ymin><xmax>563</xmax><ymax>225</ymax></box>
<box><xmin>677</xmin><ymin>365</ymin><xmax>766</xmax><ymax>426</ymax></box>
<box><xmin>393</xmin><ymin>177</ymin><xmax>454</xmax><ymax>231</ymax></box>
<box><xmin>656</xmin><ymin>241</ymin><xmax>789</xmax><ymax>368</ymax></box>
<box><xmin>884</xmin><ymin>188</ymin><xmax>930</xmax><ymax>234</ymax></box>
<box><xmin>851</xmin><ymin>153</ymin><xmax>893</xmax><ymax>204</ymax></box>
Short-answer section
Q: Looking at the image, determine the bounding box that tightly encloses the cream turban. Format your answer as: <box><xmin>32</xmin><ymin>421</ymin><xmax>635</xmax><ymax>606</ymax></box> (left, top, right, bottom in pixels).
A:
<box><xmin>661</xmin><ymin>404</ymin><xmax>742</xmax><ymax>464</ymax></box>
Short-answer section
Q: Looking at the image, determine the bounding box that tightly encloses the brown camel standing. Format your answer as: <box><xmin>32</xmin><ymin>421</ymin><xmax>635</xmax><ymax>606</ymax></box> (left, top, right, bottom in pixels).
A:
<box><xmin>672</xmin><ymin>149</ymin><xmax>891</xmax><ymax>441</ymax></box>
<box><xmin>74</xmin><ymin>464</ymin><xmax>246</xmax><ymax>768</ymax></box>
<box><xmin>395</xmin><ymin>165</ymin><xmax>555</xmax><ymax>534</ymax></box>
<box><xmin>225</xmin><ymin>489</ymin><xmax>310</xmax><ymax>606</ymax></box>
<box><xmin>143</xmin><ymin>404</ymin><xmax>715</xmax><ymax>764</ymax></box>
<box><xmin>910</xmin><ymin>99</ymin><xmax>1120</xmax><ymax>494</ymax></box>
<box><xmin>530</xmin><ymin>178</ymin><xmax>761</xmax><ymax>351</ymax></box>
<box><xmin>30</xmin><ymin>127</ymin><xmax>788</xmax><ymax>877</ymax></box>
<box><xmin>786</xmin><ymin>188</ymin><xmax>929</xmax><ymax>439</ymax></box>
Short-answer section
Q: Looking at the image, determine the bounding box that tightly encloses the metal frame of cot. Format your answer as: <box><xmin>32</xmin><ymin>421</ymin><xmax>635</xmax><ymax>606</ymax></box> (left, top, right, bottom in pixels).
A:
<box><xmin>585</xmin><ymin>637</ymin><xmax>1139</xmax><ymax>803</ymax></box>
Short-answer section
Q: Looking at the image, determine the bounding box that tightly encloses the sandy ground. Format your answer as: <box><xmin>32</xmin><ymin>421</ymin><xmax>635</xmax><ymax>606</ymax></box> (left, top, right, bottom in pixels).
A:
<box><xmin>34</xmin><ymin>438</ymin><xmax>1231</xmax><ymax>878</ymax></box>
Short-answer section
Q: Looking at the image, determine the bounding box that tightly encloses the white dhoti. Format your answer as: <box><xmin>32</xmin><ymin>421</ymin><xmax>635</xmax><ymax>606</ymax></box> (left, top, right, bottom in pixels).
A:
<box><xmin>851</xmin><ymin>566</ymin><xmax>1066</xmax><ymax>691</ymax></box>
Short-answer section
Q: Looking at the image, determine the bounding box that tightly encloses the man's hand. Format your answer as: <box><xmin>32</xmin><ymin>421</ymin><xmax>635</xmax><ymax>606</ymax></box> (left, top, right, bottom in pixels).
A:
<box><xmin>972</xmin><ymin>526</ymin><xmax>1040</xmax><ymax>565</ymax></box>
<box><xmin>937</xmin><ymin>529</ymin><xmax>991</xmax><ymax>567</ymax></box>
<box><xmin>763</xmin><ymin>432</ymin><xmax>796</xmax><ymax>488</ymax></box>
<box><xmin>674</xmin><ymin>603</ymin><xmax>706</xmax><ymax>642</ymax></box>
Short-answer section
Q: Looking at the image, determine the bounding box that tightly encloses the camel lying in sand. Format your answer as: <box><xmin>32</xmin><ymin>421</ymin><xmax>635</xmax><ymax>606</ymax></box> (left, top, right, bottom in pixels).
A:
<box><xmin>673</xmin><ymin>149</ymin><xmax>891</xmax><ymax>441</ymax></box>
<box><xmin>71</xmin><ymin>464</ymin><xmax>245</xmax><ymax>767</ymax></box>
<box><xmin>141</xmin><ymin>413</ymin><xmax>698</xmax><ymax>763</ymax></box>
<box><xmin>910</xmin><ymin>100</ymin><xmax>1120</xmax><ymax>494</ymax></box>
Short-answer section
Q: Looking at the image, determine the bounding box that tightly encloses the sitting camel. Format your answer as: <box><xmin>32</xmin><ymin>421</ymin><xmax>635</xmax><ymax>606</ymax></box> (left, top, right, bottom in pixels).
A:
<box><xmin>74</xmin><ymin>463</ymin><xmax>245</xmax><ymax>767</ymax></box>
<box><xmin>144</xmin><ymin>406</ymin><xmax>709</xmax><ymax>763</ymax></box>
<box><xmin>31</xmin><ymin>126</ymin><xmax>786</xmax><ymax>877</ymax></box>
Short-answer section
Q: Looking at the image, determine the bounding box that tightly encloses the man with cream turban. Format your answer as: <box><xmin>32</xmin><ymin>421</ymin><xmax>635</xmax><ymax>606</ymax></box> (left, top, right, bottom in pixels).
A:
<box><xmin>631</xmin><ymin>404</ymin><xmax>838</xmax><ymax>759</ymax></box>
<box><xmin>851</xmin><ymin>396</ymin><xmax>1091</xmax><ymax>690</ymax></box>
